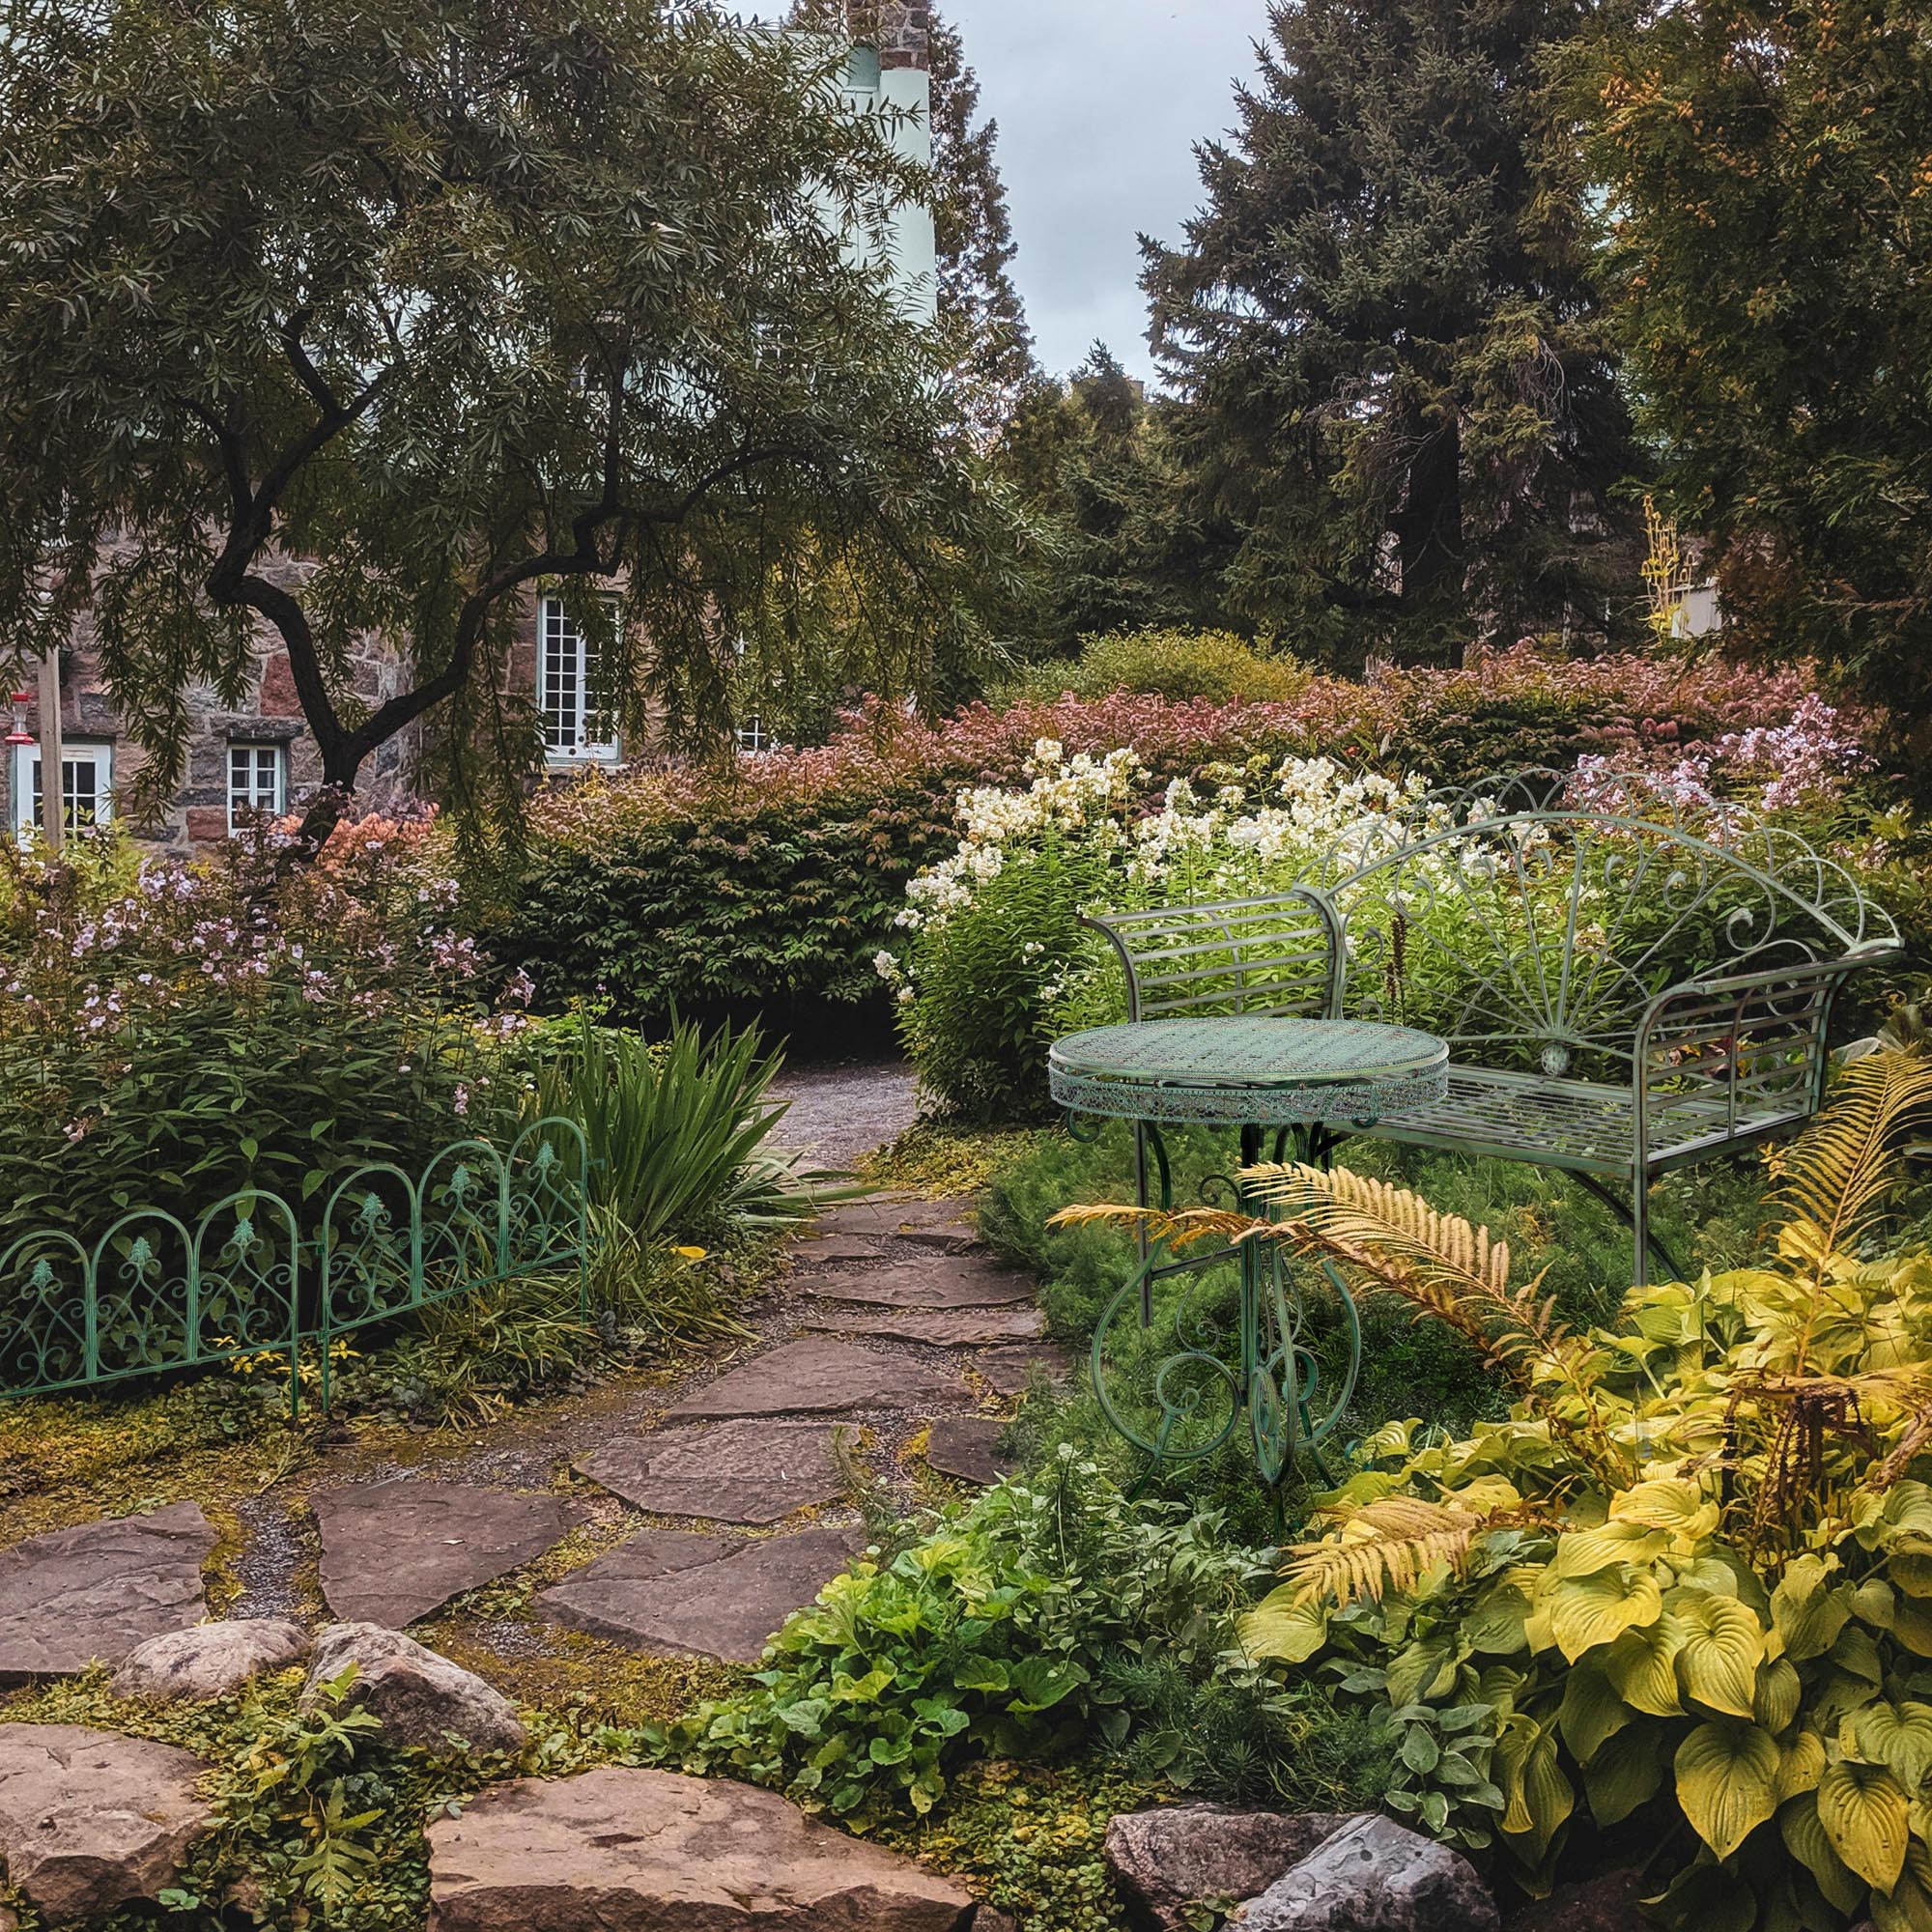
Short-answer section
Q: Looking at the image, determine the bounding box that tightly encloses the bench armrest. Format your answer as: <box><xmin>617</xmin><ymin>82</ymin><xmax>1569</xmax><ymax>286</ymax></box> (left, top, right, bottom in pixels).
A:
<box><xmin>1084</xmin><ymin>888</ymin><xmax>1341</xmax><ymax>1021</ymax></box>
<box><xmin>1634</xmin><ymin>948</ymin><xmax>1896</xmax><ymax>1130</ymax></box>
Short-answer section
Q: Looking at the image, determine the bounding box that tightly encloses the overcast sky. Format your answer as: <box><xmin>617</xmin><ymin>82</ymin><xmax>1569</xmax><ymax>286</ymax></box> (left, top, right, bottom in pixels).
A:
<box><xmin>749</xmin><ymin>1</ymin><xmax>1276</xmax><ymax>384</ymax></box>
<box><xmin>939</xmin><ymin>0</ymin><xmax>1274</xmax><ymax>383</ymax></box>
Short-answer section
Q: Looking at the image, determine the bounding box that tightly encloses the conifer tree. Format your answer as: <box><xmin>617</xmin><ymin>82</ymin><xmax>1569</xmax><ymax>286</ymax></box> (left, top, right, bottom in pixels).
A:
<box><xmin>1144</xmin><ymin>0</ymin><xmax>1636</xmax><ymax>667</ymax></box>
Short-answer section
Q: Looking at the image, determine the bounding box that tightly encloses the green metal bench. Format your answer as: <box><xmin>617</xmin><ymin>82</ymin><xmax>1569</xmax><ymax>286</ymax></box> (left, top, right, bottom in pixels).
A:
<box><xmin>1085</xmin><ymin>769</ymin><xmax>1902</xmax><ymax>1284</ymax></box>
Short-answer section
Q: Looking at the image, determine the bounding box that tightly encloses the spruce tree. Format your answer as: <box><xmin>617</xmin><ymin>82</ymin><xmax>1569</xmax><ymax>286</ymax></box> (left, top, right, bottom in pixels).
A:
<box><xmin>1145</xmin><ymin>0</ymin><xmax>1636</xmax><ymax>667</ymax></box>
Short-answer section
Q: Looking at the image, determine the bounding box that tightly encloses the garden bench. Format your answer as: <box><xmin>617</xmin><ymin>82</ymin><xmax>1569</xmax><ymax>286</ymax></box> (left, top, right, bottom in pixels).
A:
<box><xmin>1083</xmin><ymin>770</ymin><xmax>1902</xmax><ymax>1284</ymax></box>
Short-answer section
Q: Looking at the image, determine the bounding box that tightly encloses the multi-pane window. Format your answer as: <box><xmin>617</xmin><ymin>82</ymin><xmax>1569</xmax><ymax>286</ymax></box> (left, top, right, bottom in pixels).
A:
<box><xmin>537</xmin><ymin>596</ymin><xmax>621</xmax><ymax>762</ymax></box>
<box><xmin>227</xmin><ymin>742</ymin><xmax>287</xmax><ymax>831</ymax></box>
<box><xmin>735</xmin><ymin>714</ymin><xmax>772</xmax><ymax>755</ymax></box>
<box><xmin>11</xmin><ymin>740</ymin><xmax>112</xmax><ymax>840</ymax></box>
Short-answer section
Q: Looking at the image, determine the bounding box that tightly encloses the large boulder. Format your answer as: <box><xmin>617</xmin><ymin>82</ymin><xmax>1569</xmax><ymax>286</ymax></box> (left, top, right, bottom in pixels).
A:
<box><xmin>305</xmin><ymin>1624</ymin><xmax>526</xmax><ymax>1755</ymax></box>
<box><xmin>111</xmin><ymin>1618</ymin><xmax>310</xmax><ymax>1702</ymax></box>
<box><xmin>1105</xmin><ymin>1806</ymin><xmax>1361</xmax><ymax>1932</ymax></box>
<box><xmin>427</xmin><ymin>1766</ymin><xmax>980</xmax><ymax>1930</ymax></box>
<box><xmin>0</xmin><ymin>1722</ymin><xmax>213</xmax><ymax>1922</ymax></box>
<box><xmin>1235</xmin><ymin>1815</ymin><xmax>1499</xmax><ymax>1932</ymax></box>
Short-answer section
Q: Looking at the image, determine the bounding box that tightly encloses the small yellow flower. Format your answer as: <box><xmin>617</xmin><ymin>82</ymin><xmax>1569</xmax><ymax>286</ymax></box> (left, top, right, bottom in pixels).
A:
<box><xmin>671</xmin><ymin>1245</ymin><xmax>707</xmax><ymax>1263</ymax></box>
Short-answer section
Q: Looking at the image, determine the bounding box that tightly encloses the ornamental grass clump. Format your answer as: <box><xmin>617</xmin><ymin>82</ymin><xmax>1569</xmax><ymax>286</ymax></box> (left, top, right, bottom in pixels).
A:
<box><xmin>1060</xmin><ymin>1052</ymin><xmax>1932</xmax><ymax>1925</ymax></box>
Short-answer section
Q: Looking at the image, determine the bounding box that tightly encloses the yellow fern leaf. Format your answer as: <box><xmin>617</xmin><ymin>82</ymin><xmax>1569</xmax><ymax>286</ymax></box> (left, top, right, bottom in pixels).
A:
<box><xmin>1283</xmin><ymin>1495</ymin><xmax>1487</xmax><ymax>1607</ymax></box>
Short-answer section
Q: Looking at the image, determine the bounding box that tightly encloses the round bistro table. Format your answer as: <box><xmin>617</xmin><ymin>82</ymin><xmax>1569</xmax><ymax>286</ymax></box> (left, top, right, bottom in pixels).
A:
<box><xmin>1047</xmin><ymin>1016</ymin><xmax>1449</xmax><ymax>1495</ymax></box>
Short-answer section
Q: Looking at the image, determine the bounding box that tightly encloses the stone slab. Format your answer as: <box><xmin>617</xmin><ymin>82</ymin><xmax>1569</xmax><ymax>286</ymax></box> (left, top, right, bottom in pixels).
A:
<box><xmin>577</xmin><ymin>1420</ymin><xmax>846</xmax><ymax>1524</ymax></box>
<box><xmin>976</xmin><ymin>1344</ymin><xmax>1079</xmax><ymax>1396</ymax></box>
<box><xmin>668</xmin><ymin>1336</ymin><xmax>968</xmax><ymax>1420</ymax></box>
<box><xmin>1104</xmin><ymin>1805</ymin><xmax>1360</xmax><ymax>1932</ymax></box>
<box><xmin>791</xmin><ymin>1234</ymin><xmax>891</xmax><ymax>1266</ymax></box>
<box><xmin>810</xmin><ymin>1196</ymin><xmax>977</xmax><ymax>1242</ymax></box>
<box><xmin>538</xmin><ymin>1527</ymin><xmax>864</xmax><ymax>1663</ymax></box>
<box><xmin>0</xmin><ymin>1503</ymin><xmax>215</xmax><ymax>1680</ymax></box>
<box><xmin>313</xmin><ymin>1481</ymin><xmax>573</xmax><ymax>1628</ymax></box>
<box><xmin>427</xmin><ymin>1765</ymin><xmax>976</xmax><ymax>1931</ymax></box>
<box><xmin>925</xmin><ymin>1417</ymin><xmax>1015</xmax><ymax>1486</ymax></box>
<box><xmin>803</xmin><ymin>1258</ymin><xmax>1037</xmax><ymax>1311</ymax></box>
<box><xmin>804</xmin><ymin>1304</ymin><xmax>1046</xmax><ymax>1347</ymax></box>
<box><xmin>0</xmin><ymin>1722</ymin><xmax>213</xmax><ymax>1922</ymax></box>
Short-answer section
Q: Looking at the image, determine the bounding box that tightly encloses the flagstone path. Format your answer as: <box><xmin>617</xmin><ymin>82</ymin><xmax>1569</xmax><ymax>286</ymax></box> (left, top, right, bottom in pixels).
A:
<box><xmin>0</xmin><ymin>1086</ymin><xmax>1073</xmax><ymax>1698</ymax></box>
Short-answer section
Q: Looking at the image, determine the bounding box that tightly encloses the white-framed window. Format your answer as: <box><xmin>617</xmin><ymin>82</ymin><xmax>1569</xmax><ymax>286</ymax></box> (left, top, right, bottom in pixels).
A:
<box><xmin>11</xmin><ymin>739</ymin><xmax>113</xmax><ymax>840</ymax></box>
<box><xmin>735</xmin><ymin>713</ymin><xmax>773</xmax><ymax>755</ymax></box>
<box><xmin>537</xmin><ymin>595</ymin><xmax>621</xmax><ymax>763</ymax></box>
<box><xmin>227</xmin><ymin>741</ymin><xmax>287</xmax><ymax>831</ymax></box>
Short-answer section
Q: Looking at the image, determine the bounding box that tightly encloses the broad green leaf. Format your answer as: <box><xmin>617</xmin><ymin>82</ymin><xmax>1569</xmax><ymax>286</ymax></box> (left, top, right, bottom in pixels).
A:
<box><xmin>1605</xmin><ymin>1616</ymin><xmax>1687</xmax><ymax>1717</ymax></box>
<box><xmin>1557</xmin><ymin>1660</ymin><xmax>1632</xmax><ymax>1765</ymax></box>
<box><xmin>1772</xmin><ymin>1555</ymin><xmax>1850</xmax><ymax>1661</ymax></box>
<box><xmin>1852</xmin><ymin>1577</ymin><xmax>1898</xmax><ymax>1630</ymax></box>
<box><xmin>1892</xmin><ymin>1595</ymin><xmax>1932</xmax><ymax>1659</ymax></box>
<box><xmin>1611</xmin><ymin>1476</ymin><xmax>1719</xmax><ymax>1545</ymax></box>
<box><xmin>1817</xmin><ymin>1759</ymin><xmax>1910</xmax><ymax>1891</ymax></box>
<box><xmin>1463</xmin><ymin>1580</ymin><xmax>1532</xmax><ymax>1656</ymax></box>
<box><xmin>1583</xmin><ymin>1721</ymin><xmax>1665</xmax><ymax>1828</ymax></box>
<box><xmin>1546</xmin><ymin>1564</ymin><xmax>1663</xmax><ymax>1662</ymax></box>
<box><xmin>1754</xmin><ymin>1656</ymin><xmax>1803</xmax><ymax>1735</ymax></box>
<box><xmin>1871</xmin><ymin>1868</ymin><xmax>1932</xmax><ymax>1932</ymax></box>
<box><xmin>1779</xmin><ymin>1792</ymin><xmax>1868</xmax><ymax>1915</ymax></box>
<box><xmin>1495</xmin><ymin>1716</ymin><xmax>1573</xmax><ymax>1860</ymax></box>
<box><xmin>1675</xmin><ymin>1719</ymin><xmax>1779</xmax><ymax>1860</ymax></box>
<box><xmin>1849</xmin><ymin>1701</ymin><xmax>1932</xmax><ymax>1786</ymax></box>
<box><xmin>1675</xmin><ymin>1592</ymin><xmax>1767</xmax><ymax>1719</ymax></box>
<box><xmin>1775</xmin><ymin>1729</ymin><xmax>1827</xmax><ymax>1803</ymax></box>
<box><xmin>1238</xmin><ymin>1585</ymin><xmax>1328</xmax><ymax>1663</ymax></box>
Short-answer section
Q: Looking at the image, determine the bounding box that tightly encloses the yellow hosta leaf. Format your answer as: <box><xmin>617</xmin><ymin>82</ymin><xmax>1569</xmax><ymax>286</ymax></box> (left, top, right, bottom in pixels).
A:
<box><xmin>1889</xmin><ymin>1546</ymin><xmax>1932</xmax><ymax>1599</ymax></box>
<box><xmin>1779</xmin><ymin>1792</ymin><xmax>1868</xmax><ymax>1915</ymax></box>
<box><xmin>1772</xmin><ymin>1554</ymin><xmax>1850</xmax><ymax>1661</ymax></box>
<box><xmin>1872</xmin><ymin>1868</ymin><xmax>1932</xmax><ymax>1932</ymax></box>
<box><xmin>1675</xmin><ymin>1720</ymin><xmax>1780</xmax><ymax>1860</ymax></box>
<box><xmin>1583</xmin><ymin>1721</ymin><xmax>1665</xmax><ymax>1828</ymax></box>
<box><xmin>1817</xmin><ymin>1759</ymin><xmax>1910</xmax><ymax>1891</ymax></box>
<box><xmin>1611</xmin><ymin>1476</ymin><xmax>1720</xmax><ymax>1545</ymax></box>
<box><xmin>1675</xmin><ymin>1593</ymin><xmax>1768</xmax><ymax>1719</ymax></box>
<box><xmin>1551</xmin><ymin>1519</ymin><xmax>1670</xmax><ymax>1580</ymax></box>
<box><xmin>1546</xmin><ymin>1564</ymin><xmax>1663</xmax><ymax>1663</ymax></box>
<box><xmin>1775</xmin><ymin>1729</ymin><xmax>1827</xmax><ymax>1803</ymax></box>
<box><xmin>1892</xmin><ymin>1594</ymin><xmax>1932</xmax><ymax>1659</ymax></box>
<box><xmin>1852</xmin><ymin>1577</ymin><xmax>1898</xmax><ymax>1629</ymax></box>
<box><xmin>1556</xmin><ymin>1659</ymin><xmax>1632</xmax><ymax>1765</ymax></box>
<box><xmin>1495</xmin><ymin>1715</ymin><xmax>1574</xmax><ymax>1860</ymax></box>
<box><xmin>1754</xmin><ymin>1656</ymin><xmax>1803</xmax><ymax>1736</ymax></box>
<box><xmin>1605</xmin><ymin>1616</ymin><xmax>1687</xmax><ymax>1717</ymax></box>
<box><xmin>1849</xmin><ymin>1701</ymin><xmax>1932</xmax><ymax>1786</ymax></box>
<box><xmin>1236</xmin><ymin>1586</ymin><xmax>1328</xmax><ymax>1664</ymax></box>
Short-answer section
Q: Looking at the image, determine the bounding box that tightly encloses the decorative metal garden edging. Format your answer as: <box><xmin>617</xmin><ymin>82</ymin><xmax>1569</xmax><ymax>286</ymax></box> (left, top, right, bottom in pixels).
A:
<box><xmin>0</xmin><ymin>1118</ymin><xmax>589</xmax><ymax>1417</ymax></box>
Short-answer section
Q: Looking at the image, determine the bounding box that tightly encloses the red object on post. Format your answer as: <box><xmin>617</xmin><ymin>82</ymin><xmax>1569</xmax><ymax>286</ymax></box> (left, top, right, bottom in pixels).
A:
<box><xmin>3</xmin><ymin>693</ymin><xmax>30</xmax><ymax>747</ymax></box>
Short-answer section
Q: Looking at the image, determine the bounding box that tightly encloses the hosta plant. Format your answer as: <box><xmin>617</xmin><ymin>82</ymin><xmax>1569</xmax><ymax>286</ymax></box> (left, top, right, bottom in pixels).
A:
<box><xmin>1058</xmin><ymin>1053</ymin><xmax>1932</xmax><ymax>1929</ymax></box>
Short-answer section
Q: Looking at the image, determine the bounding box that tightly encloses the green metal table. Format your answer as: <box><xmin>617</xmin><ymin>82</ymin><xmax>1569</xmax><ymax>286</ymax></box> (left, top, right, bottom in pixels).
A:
<box><xmin>1048</xmin><ymin>1016</ymin><xmax>1449</xmax><ymax>1494</ymax></box>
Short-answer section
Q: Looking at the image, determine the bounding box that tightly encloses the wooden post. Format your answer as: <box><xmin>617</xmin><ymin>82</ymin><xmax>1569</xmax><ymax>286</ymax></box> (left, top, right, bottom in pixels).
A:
<box><xmin>36</xmin><ymin>646</ymin><xmax>62</xmax><ymax>856</ymax></box>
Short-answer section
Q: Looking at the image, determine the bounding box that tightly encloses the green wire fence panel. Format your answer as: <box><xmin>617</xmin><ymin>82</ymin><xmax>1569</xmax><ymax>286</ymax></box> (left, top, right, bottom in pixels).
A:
<box><xmin>0</xmin><ymin>1118</ymin><xmax>589</xmax><ymax>1417</ymax></box>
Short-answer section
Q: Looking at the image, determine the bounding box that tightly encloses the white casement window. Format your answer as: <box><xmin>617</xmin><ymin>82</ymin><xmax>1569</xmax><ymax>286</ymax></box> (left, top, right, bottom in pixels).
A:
<box><xmin>227</xmin><ymin>742</ymin><xmax>288</xmax><ymax>831</ymax></box>
<box><xmin>537</xmin><ymin>595</ymin><xmax>621</xmax><ymax>763</ymax></box>
<box><xmin>736</xmin><ymin>714</ymin><xmax>772</xmax><ymax>755</ymax></box>
<box><xmin>11</xmin><ymin>739</ymin><xmax>113</xmax><ymax>841</ymax></box>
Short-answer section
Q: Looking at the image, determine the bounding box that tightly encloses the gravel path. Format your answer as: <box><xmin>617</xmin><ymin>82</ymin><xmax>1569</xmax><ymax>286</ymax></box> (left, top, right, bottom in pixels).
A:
<box><xmin>767</xmin><ymin>1059</ymin><xmax>920</xmax><ymax>1171</ymax></box>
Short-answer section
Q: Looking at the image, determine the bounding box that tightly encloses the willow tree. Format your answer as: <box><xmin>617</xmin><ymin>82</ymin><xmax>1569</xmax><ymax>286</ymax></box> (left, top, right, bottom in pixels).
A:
<box><xmin>0</xmin><ymin>0</ymin><xmax>1035</xmax><ymax>841</ymax></box>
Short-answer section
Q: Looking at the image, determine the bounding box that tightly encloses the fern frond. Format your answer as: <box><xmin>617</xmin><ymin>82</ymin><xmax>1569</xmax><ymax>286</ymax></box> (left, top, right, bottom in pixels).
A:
<box><xmin>1046</xmin><ymin>1203</ymin><xmax>1267</xmax><ymax>1249</ymax></box>
<box><xmin>1282</xmin><ymin>1496</ymin><xmax>1485</xmax><ymax>1607</ymax></box>
<box><xmin>1777</xmin><ymin>1050</ymin><xmax>1932</xmax><ymax>1269</ymax></box>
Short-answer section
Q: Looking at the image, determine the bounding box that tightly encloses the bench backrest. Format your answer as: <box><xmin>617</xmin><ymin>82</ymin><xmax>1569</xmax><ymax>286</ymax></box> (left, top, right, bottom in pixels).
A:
<box><xmin>1321</xmin><ymin>770</ymin><xmax>1898</xmax><ymax>1077</ymax></box>
<box><xmin>1085</xmin><ymin>891</ymin><xmax>1338</xmax><ymax>1022</ymax></box>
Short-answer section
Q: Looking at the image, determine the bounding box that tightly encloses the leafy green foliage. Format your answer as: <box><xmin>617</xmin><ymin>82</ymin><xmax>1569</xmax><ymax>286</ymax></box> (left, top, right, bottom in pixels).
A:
<box><xmin>1577</xmin><ymin>0</ymin><xmax>1932</xmax><ymax>773</ymax></box>
<box><xmin>0</xmin><ymin>0</ymin><xmax>1034</xmax><ymax>838</ymax></box>
<box><xmin>0</xmin><ymin>815</ymin><xmax>521</xmax><ymax>1261</ymax></box>
<box><xmin>645</xmin><ymin>1449</ymin><xmax>1274</xmax><ymax>1818</ymax></box>
<box><xmin>1144</xmin><ymin>0</ymin><xmax>1639</xmax><ymax>665</ymax></box>
<box><xmin>1004</xmin><ymin>628</ymin><xmax>1312</xmax><ymax>707</ymax></box>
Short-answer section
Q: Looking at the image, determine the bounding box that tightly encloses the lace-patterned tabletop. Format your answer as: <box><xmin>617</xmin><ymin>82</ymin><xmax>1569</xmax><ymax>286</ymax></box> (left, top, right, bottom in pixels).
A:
<box><xmin>1048</xmin><ymin>1016</ymin><xmax>1449</xmax><ymax>1125</ymax></box>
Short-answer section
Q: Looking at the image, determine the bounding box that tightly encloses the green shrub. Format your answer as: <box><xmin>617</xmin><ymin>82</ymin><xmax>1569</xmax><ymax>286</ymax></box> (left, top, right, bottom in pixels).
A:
<box><xmin>1006</xmin><ymin>628</ymin><xmax>1313</xmax><ymax>706</ymax></box>
<box><xmin>0</xmin><ymin>813</ymin><xmax>522</xmax><ymax>1261</ymax></box>
<box><xmin>645</xmin><ymin>1449</ymin><xmax>1295</xmax><ymax>1818</ymax></box>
